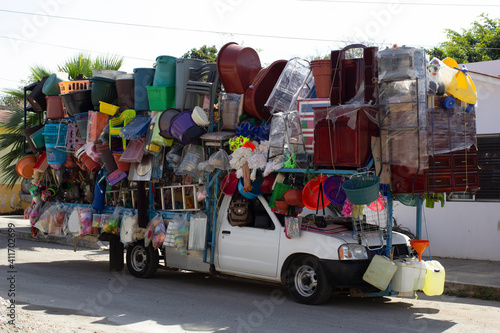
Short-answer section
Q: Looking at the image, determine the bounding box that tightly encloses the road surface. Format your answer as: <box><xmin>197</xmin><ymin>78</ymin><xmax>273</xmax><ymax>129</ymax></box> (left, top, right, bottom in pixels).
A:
<box><xmin>1</xmin><ymin>238</ymin><xmax>499</xmax><ymax>333</ymax></box>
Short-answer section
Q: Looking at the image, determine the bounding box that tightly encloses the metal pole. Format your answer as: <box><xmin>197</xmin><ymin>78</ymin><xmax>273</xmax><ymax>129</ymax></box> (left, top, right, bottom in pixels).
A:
<box><xmin>385</xmin><ymin>187</ymin><xmax>393</xmax><ymax>258</ymax></box>
<box><xmin>416</xmin><ymin>195</ymin><xmax>423</xmax><ymax>240</ymax></box>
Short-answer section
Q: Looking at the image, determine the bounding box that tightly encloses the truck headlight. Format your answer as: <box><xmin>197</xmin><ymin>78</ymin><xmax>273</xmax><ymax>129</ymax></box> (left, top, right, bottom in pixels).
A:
<box><xmin>339</xmin><ymin>244</ymin><xmax>368</xmax><ymax>260</ymax></box>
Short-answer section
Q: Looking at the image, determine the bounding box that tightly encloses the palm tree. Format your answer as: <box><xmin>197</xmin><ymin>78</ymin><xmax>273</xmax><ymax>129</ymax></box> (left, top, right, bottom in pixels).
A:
<box><xmin>0</xmin><ymin>53</ymin><xmax>124</xmax><ymax>188</ymax></box>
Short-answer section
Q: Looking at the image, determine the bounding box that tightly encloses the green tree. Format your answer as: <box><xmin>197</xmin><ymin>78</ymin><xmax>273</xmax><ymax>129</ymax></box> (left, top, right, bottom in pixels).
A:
<box><xmin>0</xmin><ymin>53</ymin><xmax>124</xmax><ymax>188</ymax></box>
<box><xmin>182</xmin><ymin>45</ymin><xmax>218</xmax><ymax>63</ymax></box>
<box><xmin>428</xmin><ymin>14</ymin><xmax>500</xmax><ymax>63</ymax></box>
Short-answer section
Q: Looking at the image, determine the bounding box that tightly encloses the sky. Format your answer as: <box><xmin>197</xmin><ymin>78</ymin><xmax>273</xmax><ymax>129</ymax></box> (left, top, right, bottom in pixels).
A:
<box><xmin>1</xmin><ymin>0</ymin><xmax>499</xmax><ymax>94</ymax></box>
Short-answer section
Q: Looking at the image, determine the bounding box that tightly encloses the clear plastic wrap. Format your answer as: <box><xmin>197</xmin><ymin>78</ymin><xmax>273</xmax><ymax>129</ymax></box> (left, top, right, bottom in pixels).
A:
<box><xmin>378</xmin><ymin>47</ymin><xmax>426</xmax><ymax>83</ymax></box>
<box><xmin>265</xmin><ymin>58</ymin><xmax>312</xmax><ymax>114</ymax></box>
<box><xmin>268</xmin><ymin>111</ymin><xmax>305</xmax><ymax>158</ymax></box>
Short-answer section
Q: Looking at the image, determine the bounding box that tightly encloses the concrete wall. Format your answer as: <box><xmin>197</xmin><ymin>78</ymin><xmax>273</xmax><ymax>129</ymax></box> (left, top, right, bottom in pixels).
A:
<box><xmin>393</xmin><ymin>72</ymin><xmax>500</xmax><ymax>261</ymax></box>
<box><xmin>394</xmin><ymin>202</ymin><xmax>500</xmax><ymax>261</ymax></box>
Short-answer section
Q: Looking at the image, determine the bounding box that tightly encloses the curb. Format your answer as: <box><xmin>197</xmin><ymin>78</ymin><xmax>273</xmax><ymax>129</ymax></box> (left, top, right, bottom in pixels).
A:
<box><xmin>0</xmin><ymin>227</ymin><xmax>102</xmax><ymax>249</ymax></box>
<box><xmin>444</xmin><ymin>281</ymin><xmax>500</xmax><ymax>299</ymax></box>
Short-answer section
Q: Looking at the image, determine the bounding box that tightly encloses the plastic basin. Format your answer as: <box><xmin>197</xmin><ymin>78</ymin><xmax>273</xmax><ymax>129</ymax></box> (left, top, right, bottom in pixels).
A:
<box><xmin>158</xmin><ymin>108</ymin><xmax>180</xmax><ymax>139</ymax></box>
<box><xmin>217</xmin><ymin>42</ymin><xmax>261</xmax><ymax>94</ymax></box>
<box><xmin>322</xmin><ymin>175</ymin><xmax>347</xmax><ymax>206</ymax></box>
<box><xmin>16</xmin><ymin>155</ymin><xmax>37</xmax><ymax>178</ymax></box>
<box><xmin>302</xmin><ymin>176</ymin><xmax>331</xmax><ymax>210</ymax></box>
<box><xmin>169</xmin><ymin>111</ymin><xmax>205</xmax><ymax>144</ymax></box>
<box><xmin>237</xmin><ymin>178</ymin><xmax>262</xmax><ymax>199</ymax></box>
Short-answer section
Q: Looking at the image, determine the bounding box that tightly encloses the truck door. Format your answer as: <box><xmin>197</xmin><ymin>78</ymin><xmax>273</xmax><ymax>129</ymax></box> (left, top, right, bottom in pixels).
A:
<box><xmin>217</xmin><ymin>196</ymin><xmax>281</xmax><ymax>278</ymax></box>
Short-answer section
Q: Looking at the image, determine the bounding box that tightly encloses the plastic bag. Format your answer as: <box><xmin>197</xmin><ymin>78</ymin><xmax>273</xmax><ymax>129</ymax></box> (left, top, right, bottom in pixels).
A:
<box><xmin>164</xmin><ymin>214</ymin><xmax>187</xmax><ymax>248</ymax></box>
<box><xmin>166</xmin><ymin>143</ymin><xmax>184</xmax><ymax>168</ymax></box>
<box><xmin>77</xmin><ymin>206</ymin><xmax>95</xmax><ymax>235</ymax></box>
<box><xmin>188</xmin><ymin>213</ymin><xmax>207</xmax><ymax>250</ymax></box>
<box><xmin>208</xmin><ymin>149</ymin><xmax>230</xmax><ymax>170</ymax></box>
<box><xmin>144</xmin><ymin>213</ymin><xmax>165</xmax><ymax>249</ymax></box>
<box><xmin>102</xmin><ymin>206</ymin><xmax>123</xmax><ymax>235</ymax></box>
<box><xmin>285</xmin><ymin>216</ymin><xmax>301</xmax><ymax>239</ymax></box>
<box><xmin>120</xmin><ymin>211</ymin><xmax>138</xmax><ymax>245</ymax></box>
<box><xmin>176</xmin><ymin>144</ymin><xmax>203</xmax><ymax>177</ymax></box>
<box><xmin>49</xmin><ymin>203</ymin><xmax>68</xmax><ymax>235</ymax></box>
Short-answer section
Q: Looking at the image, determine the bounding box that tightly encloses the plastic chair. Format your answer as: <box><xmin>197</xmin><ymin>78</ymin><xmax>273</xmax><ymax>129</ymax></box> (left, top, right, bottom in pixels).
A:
<box><xmin>109</xmin><ymin>109</ymin><xmax>136</xmax><ymax>152</ymax></box>
<box><xmin>182</xmin><ymin>63</ymin><xmax>221</xmax><ymax>130</ymax></box>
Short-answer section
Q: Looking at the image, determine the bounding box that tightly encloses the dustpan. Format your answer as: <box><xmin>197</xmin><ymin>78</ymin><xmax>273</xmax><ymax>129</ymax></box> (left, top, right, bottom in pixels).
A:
<box><xmin>120</xmin><ymin>115</ymin><xmax>151</xmax><ymax>140</ymax></box>
<box><xmin>120</xmin><ymin>137</ymin><xmax>146</xmax><ymax>162</ymax></box>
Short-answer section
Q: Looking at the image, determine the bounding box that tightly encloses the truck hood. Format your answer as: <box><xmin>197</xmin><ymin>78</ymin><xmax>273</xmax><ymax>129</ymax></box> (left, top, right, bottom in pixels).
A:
<box><xmin>302</xmin><ymin>227</ymin><xmax>410</xmax><ymax>248</ymax></box>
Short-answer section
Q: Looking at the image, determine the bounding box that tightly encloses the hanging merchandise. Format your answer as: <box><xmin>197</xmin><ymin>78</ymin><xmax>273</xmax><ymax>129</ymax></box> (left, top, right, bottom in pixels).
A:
<box><xmin>285</xmin><ymin>216</ymin><xmax>301</xmax><ymax>239</ymax></box>
<box><xmin>440</xmin><ymin>57</ymin><xmax>477</xmax><ymax>105</ymax></box>
<box><xmin>302</xmin><ymin>176</ymin><xmax>331</xmax><ymax>211</ymax></box>
<box><xmin>208</xmin><ymin>149</ymin><xmax>231</xmax><ymax>170</ymax></box>
<box><xmin>144</xmin><ymin>213</ymin><xmax>166</xmax><ymax>249</ymax></box>
<box><xmin>188</xmin><ymin>213</ymin><xmax>207</xmax><ymax>250</ymax></box>
<box><xmin>176</xmin><ymin>144</ymin><xmax>203</xmax><ymax>177</ymax></box>
<box><xmin>102</xmin><ymin>206</ymin><xmax>124</xmax><ymax>235</ymax></box>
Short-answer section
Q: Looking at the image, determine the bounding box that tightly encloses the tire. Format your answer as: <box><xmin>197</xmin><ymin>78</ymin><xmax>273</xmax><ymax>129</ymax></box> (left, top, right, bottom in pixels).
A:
<box><xmin>286</xmin><ymin>256</ymin><xmax>331</xmax><ymax>305</ymax></box>
<box><xmin>126</xmin><ymin>241</ymin><xmax>159</xmax><ymax>278</ymax></box>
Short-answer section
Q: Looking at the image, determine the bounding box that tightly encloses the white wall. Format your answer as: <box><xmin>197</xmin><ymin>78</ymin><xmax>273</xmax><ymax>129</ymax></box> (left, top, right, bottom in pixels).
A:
<box><xmin>393</xmin><ymin>71</ymin><xmax>500</xmax><ymax>261</ymax></box>
<box><xmin>394</xmin><ymin>202</ymin><xmax>500</xmax><ymax>261</ymax></box>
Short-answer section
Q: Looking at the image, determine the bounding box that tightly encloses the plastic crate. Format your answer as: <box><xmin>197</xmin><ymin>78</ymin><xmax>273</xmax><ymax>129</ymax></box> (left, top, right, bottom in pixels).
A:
<box><xmin>58</xmin><ymin>80</ymin><xmax>89</xmax><ymax>95</ymax></box>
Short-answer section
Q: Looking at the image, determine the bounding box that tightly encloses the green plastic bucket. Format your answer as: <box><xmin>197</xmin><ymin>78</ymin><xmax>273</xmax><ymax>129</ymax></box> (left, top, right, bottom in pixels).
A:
<box><xmin>342</xmin><ymin>174</ymin><xmax>380</xmax><ymax>205</ymax></box>
<box><xmin>153</xmin><ymin>55</ymin><xmax>176</xmax><ymax>87</ymax></box>
<box><xmin>147</xmin><ymin>85</ymin><xmax>175</xmax><ymax>111</ymax></box>
<box><xmin>42</xmin><ymin>73</ymin><xmax>68</xmax><ymax>96</ymax></box>
<box><xmin>90</xmin><ymin>77</ymin><xmax>117</xmax><ymax>111</ymax></box>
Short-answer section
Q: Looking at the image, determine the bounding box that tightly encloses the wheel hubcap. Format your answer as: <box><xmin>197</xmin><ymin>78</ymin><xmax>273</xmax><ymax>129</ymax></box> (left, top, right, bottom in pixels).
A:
<box><xmin>131</xmin><ymin>246</ymin><xmax>147</xmax><ymax>272</ymax></box>
<box><xmin>295</xmin><ymin>265</ymin><xmax>317</xmax><ymax>297</ymax></box>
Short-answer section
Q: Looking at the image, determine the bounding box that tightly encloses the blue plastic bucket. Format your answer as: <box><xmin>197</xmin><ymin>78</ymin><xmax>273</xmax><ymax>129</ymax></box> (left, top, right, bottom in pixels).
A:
<box><xmin>238</xmin><ymin>178</ymin><xmax>263</xmax><ymax>199</ymax></box>
<box><xmin>133</xmin><ymin>68</ymin><xmax>155</xmax><ymax>111</ymax></box>
<box><xmin>169</xmin><ymin>111</ymin><xmax>204</xmax><ymax>144</ymax></box>
<box><xmin>43</xmin><ymin>123</ymin><xmax>68</xmax><ymax>149</ymax></box>
<box><xmin>46</xmin><ymin>146</ymin><xmax>67</xmax><ymax>167</ymax></box>
<box><xmin>153</xmin><ymin>55</ymin><xmax>176</xmax><ymax>87</ymax></box>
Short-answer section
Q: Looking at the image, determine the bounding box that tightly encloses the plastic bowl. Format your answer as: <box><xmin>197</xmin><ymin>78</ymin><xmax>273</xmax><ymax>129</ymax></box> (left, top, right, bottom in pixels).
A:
<box><xmin>16</xmin><ymin>155</ymin><xmax>37</xmax><ymax>178</ymax></box>
<box><xmin>283</xmin><ymin>189</ymin><xmax>302</xmax><ymax>206</ymax></box>
<box><xmin>275</xmin><ymin>199</ymin><xmax>289</xmax><ymax>211</ymax></box>
<box><xmin>238</xmin><ymin>178</ymin><xmax>263</xmax><ymax>199</ymax></box>
<box><xmin>322</xmin><ymin>175</ymin><xmax>347</xmax><ymax>206</ymax></box>
<box><xmin>191</xmin><ymin>106</ymin><xmax>210</xmax><ymax>126</ymax></box>
<box><xmin>302</xmin><ymin>176</ymin><xmax>331</xmax><ymax>210</ymax></box>
<box><xmin>221</xmin><ymin>171</ymin><xmax>238</xmax><ymax>196</ymax></box>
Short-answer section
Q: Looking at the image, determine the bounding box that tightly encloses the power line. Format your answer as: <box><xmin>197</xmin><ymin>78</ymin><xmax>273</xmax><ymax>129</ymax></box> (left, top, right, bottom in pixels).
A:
<box><xmin>0</xmin><ymin>8</ymin><xmax>349</xmax><ymax>43</ymax></box>
<box><xmin>299</xmin><ymin>0</ymin><xmax>500</xmax><ymax>6</ymax></box>
<box><xmin>0</xmin><ymin>35</ymin><xmax>153</xmax><ymax>62</ymax></box>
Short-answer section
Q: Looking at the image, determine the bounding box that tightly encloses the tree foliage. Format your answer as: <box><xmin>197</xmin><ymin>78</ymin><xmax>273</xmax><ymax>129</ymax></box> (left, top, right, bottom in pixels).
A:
<box><xmin>182</xmin><ymin>45</ymin><xmax>218</xmax><ymax>63</ymax></box>
<box><xmin>428</xmin><ymin>14</ymin><xmax>500</xmax><ymax>63</ymax></box>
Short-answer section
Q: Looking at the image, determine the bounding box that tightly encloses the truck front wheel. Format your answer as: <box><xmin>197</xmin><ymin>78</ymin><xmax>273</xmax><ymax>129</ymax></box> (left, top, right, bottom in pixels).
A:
<box><xmin>286</xmin><ymin>256</ymin><xmax>331</xmax><ymax>305</ymax></box>
<box><xmin>126</xmin><ymin>241</ymin><xmax>159</xmax><ymax>278</ymax></box>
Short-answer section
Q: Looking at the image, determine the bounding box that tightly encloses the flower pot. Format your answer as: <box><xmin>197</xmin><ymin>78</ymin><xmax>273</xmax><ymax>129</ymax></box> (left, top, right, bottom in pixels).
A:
<box><xmin>310</xmin><ymin>60</ymin><xmax>331</xmax><ymax>98</ymax></box>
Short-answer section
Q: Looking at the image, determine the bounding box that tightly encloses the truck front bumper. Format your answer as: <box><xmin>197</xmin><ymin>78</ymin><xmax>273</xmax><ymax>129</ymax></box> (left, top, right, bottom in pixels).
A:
<box><xmin>320</xmin><ymin>259</ymin><xmax>378</xmax><ymax>291</ymax></box>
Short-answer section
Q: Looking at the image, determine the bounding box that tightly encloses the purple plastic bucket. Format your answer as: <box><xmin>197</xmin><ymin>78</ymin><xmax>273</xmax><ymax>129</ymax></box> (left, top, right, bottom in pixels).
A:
<box><xmin>323</xmin><ymin>175</ymin><xmax>347</xmax><ymax>206</ymax></box>
<box><xmin>158</xmin><ymin>108</ymin><xmax>180</xmax><ymax>139</ymax></box>
<box><xmin>169</xmin><ymin>111</ymin><xmax>204</xmax><ymax>144</ymax></box>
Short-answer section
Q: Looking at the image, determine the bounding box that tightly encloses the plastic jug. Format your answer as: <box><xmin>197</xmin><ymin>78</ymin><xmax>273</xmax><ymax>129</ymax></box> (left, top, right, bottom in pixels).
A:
<box><xmin>423</xmin><ymin>260</ymin><xmax>445</xmax><ymax>296</ymax></box>
<box><xmin>391</xmin><ymin>259</ymin><xmax>416</xmax><ymax>293</ymax></box>
<box><xmin>391</xmin><ymin>258</ymin><xmax>427</xmax><ymax>292</ymax></box>
<box><xmin>363</xmin><ymin>254</ymin><xmax>397</xmax><ymax>291</ymax></box>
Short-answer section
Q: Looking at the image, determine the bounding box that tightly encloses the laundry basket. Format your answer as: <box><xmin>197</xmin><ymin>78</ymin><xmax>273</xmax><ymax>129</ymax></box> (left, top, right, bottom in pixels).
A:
<box><xmin>342</xmin><ymin>173</ymin><xmax>380</xmax><ymax>205</ymax></box>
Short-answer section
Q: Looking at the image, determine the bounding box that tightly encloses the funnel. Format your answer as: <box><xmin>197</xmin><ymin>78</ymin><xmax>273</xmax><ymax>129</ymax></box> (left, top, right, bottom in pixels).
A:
<box><xmin>410</xmin><ymin>240</ymin><xmax>430</xmax><ymax>261</ymax></box>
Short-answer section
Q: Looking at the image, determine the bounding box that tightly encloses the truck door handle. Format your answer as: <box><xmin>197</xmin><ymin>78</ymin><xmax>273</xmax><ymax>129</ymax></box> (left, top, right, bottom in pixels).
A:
<box><xmin>222</xmin><ymin>230</ymin><xmax>231</xmax><ymax>235</ymax></box>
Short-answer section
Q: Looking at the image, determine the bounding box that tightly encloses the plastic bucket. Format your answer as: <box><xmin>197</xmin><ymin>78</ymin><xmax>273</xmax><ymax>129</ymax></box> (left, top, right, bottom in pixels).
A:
<box><xmin>221</xmin><ymin>171</ymin><xmax>238</xmax><ymax>195</ymax></box>
<box><xmin>42</xmin><ymin>73</ymin><xmax>67</xmax><ymax>96</ymax></box>
<box><xmin>115</xmin><ymin>74</ymin><xmax>134</xmax><ymax>110</ymax></box>
<box><xmin>61</xmin><ymin>89</ymin><xmax>93</xmax><ymax>116</ymax></box>
<box><xmin>133</xmin><ymin>68</ymin><xmax>155</xmax><ymax>111</ymax></box>
<box><xmin>90</xmin><ymin>77</ymin><xmax>117</xmax><ymax>110</ymax></box>
<box><xmin>169</xmin><ymin>111</ymin><xmax>204</xmax><ymax>144</ymax></box>
<box><xmin>342</xmin><ymin>174</ymin><xmax>380</xmax><ymax>205</ymax></box>
<box><xmin>75</xmin><ymin>112</ymin><xmax>89</xmax><ymax>140</ymax></box>
<box><xmin>43</xmin><ymin>123</ymin><xmax>67</xmax><ymax>149</ymax></box>
<box><xmin>46</xmin><ymin>147</ymin><xmax>67</xmax><ymax>169</ymax></box>
<box><xmin>237</xmin><ymin>178</ymin><xmax>263</xmax><ymax>199</ymax></box>
<box><xmin>175</xmin><ymin>58</ymin><xmax>206</xmax><ymax>109</ymax></box>
<box><xmin>310</xmin><ymin>60</ymin><xmax>331</xmax><ymax>98</ymax></box>
<box><xmin>46</xmin><ymin>96</ymin><xmax>65</xmax><ymax>119</ymax></box>
<box><xmin>153</xmin><ymin>55</ymin><xmax>176</xmax><ymax>87</ymax></box>
<box><xmin>146</xmin><ymin>85</ymin><xmax>175</xmax><ymax>110</ymax></box>
<box><xmin>322</xmin><ymin>175</ymin><xmax>347</xmax><ymax>206</ymax></box>
<box><xmin>158</xmin><ymin>108</ymin><xmax>180</xmax><ymax>139</ymax></box>
<box><xmin>302</xmin><ymin>176</ymin><xmax>331</xmax><ymax>210</ymax></box>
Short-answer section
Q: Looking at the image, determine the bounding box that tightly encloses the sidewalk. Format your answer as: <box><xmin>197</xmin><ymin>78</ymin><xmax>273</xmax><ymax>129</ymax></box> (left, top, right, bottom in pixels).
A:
<box><xmin>0</xmin><ymin>215</ymin><xmax>499</xmax><ymax>298</ymax></box>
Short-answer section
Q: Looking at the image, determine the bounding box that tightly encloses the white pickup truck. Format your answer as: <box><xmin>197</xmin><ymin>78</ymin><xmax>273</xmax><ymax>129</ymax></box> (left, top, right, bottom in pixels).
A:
<box><xmin>125</xmin><ymin>193</ymin><xmax>412</xmax><ymax>305</ymax></box>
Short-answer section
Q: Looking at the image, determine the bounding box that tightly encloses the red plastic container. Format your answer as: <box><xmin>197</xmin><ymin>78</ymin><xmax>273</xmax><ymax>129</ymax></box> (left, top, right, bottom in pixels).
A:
<box><xmin>314</xmin><ymin>106</ymin><xmax>379</xmax><ymax>168</ymax></box>
<box><xmin>244</xmin><ymin>60</ymin><xmax>287</xmax><ymax>120</ymax></box>
<box><xmin>46</xmin><ymin>96</ymin><xmax>65</xmax><ymax>119</ymax></box>
<box><xmin>217</xmin><ymin>42</ymin><xmax>261</xmax><ymax>94</ymax></box>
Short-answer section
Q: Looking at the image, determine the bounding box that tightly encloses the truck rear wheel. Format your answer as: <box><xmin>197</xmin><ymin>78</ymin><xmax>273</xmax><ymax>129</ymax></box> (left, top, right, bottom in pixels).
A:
<box><xmin>286</xmin><ymin>256</ymin><xmax>331</xmax><ymax>305</ymax></box>
<box><xmin>126</xmin><ymin>241</ymin><xmax>159</xmax><ymax>278</ymax></box>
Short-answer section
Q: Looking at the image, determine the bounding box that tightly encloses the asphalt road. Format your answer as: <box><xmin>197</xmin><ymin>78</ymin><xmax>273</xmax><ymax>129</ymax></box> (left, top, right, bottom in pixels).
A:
<box><xmin>1</xmin><ymin>238</ymin><xmax>499</xmax><ymax>333</ymax></box>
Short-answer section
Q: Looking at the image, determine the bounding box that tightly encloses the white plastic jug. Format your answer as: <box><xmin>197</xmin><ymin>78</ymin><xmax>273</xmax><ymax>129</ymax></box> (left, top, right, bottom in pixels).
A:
<box><xmin>391</xmin><ymin>258</ymin><xmax>427</xmax><ymax>292</ymax></box>
<box><xmin>363</xmin><ymin>255</ymin><xmax>397</xmax><ymax>290</ymax></box>
<box><xmin>423</xmin><ymin>260</ymin><xmax>445</xmax><ymax>296</ymax></box>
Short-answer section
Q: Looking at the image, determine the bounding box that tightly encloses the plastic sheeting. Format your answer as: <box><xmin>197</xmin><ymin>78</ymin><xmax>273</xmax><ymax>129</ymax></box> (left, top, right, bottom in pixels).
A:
<box><xmin>378</xmin><ymin>47</ymin><xmax>426</xmax><ymax>83</ymax></box>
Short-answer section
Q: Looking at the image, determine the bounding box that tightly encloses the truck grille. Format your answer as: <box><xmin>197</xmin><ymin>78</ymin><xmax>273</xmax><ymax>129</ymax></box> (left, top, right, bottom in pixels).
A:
<box><xmin>368</xmin><ymin>244</ymin><xmax>410</xmax><ymax>259</ymax></box>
